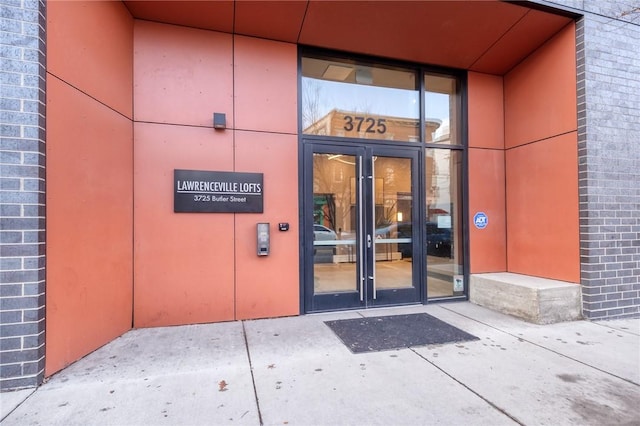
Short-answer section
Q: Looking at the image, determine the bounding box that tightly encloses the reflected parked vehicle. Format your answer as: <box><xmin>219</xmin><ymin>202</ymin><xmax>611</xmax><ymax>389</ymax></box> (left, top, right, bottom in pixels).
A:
<box><xmin>426</xmin><ymin>222</ymin><xmax>451</xmax><ymax>257</ymax></box>
<box><xmin>375</xmin><ymin>222</ymin><xmax>413</xmax><ymax>258</ymax></box>
<box><xmin>313</xmin><ymin>224</ymin><xmax>337</xmax><ymax>260</ymax></box>
<box><xmin>374</xmin><ymin>221</ymin><xmax>451</xmax><ymax>258</ymax></box>
<box><xmin>313</xmin><ymin>224</ymin><xmax>337</xmax><ymax>241</ymax></box>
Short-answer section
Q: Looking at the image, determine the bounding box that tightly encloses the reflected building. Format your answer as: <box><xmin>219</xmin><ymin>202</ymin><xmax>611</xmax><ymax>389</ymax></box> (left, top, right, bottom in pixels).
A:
<box><xmin>304</xmin><ymin>108</ymin><xmax>442</xmax><ymax>143</ymax></box>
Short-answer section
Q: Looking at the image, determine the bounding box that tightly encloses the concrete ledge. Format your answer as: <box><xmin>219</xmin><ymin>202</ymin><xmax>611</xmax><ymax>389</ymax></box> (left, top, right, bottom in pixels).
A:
<box><xmin>470</xmin><ymin>273</ymin><xmax>582</xmax><ymax>324</ymax></box>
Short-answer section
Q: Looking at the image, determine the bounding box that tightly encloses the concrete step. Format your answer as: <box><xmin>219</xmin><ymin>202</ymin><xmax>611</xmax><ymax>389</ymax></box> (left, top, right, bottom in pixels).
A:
<box><xmin>470</xmin><ymin>272</ymin><xmax>582</xmax><ymax>324</ymax></box>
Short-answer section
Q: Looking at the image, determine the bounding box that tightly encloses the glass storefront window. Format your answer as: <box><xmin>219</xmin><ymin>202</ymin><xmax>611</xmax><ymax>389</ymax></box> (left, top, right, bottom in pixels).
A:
<box><xmin>312</xmin><ymin>153</ymin><xmax>358</xmax><ymax>294</ymax></box>
<box><xmin>425</xmin><ymin>74</ymin><xmax>459</xmax><ymax>145</ymax></box>
<box><xmin>301</xmin><ymin>57</ymin><xmax>419</xmax><ymax>142</ymax></box>
<box><xmin>426</xmin><ymin>149</ymin><xmax>464</xmax><ymax>298</ymax></box>
<box><xmin>302</xmin><ymin>51</ymin><xmax>466</xmax><ymax>306</ymax></box>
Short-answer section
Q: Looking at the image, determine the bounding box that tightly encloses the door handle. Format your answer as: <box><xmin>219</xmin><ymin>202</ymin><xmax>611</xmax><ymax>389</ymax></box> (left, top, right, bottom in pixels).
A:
<box><xmin>367</xmin><ymin>234</ymin><xmax>372</xmax><ymax>248</ymax></box>
<box><xmin>358</xmin><ymin>160</ymin><xmax>364</xmax><ymax>302</ymax></box>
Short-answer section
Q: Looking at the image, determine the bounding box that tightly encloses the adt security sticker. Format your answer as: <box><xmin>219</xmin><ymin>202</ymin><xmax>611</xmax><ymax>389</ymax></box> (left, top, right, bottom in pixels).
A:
<box><xmin>473</xmin><ymin>212</ymin><xmax>488</xmax><ymax>229</ymax></box>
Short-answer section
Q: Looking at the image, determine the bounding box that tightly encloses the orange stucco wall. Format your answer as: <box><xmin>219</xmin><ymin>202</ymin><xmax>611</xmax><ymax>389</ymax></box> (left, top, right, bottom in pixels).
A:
<box><xmin>233</xmin><ymin>35</ymin><xmax>298</xmax><ymax>133</ymax></box>
<box><xmin>468</xmin><ymin>23</ymin><xmax>578</xmax><ymax>283</ymax></box>
<box><xmin>505</xmin><ymin>133</ymin><xmax>579</xmax><ymax>281</ymax></box>
<box><xmin>467</xmin><ymin>72</ymin><xmax>506</xmax><ymax>273</ymax></box>
<box><xmin>133</xmin><ymin>21</ymin><xmax>233</xmax><ymax>128</ymax></box>
<box><xmin>504</xmin><ymin>23</ymin><xmax>578</xmax><ymax>149</ymax></box>
<box><xmin>233</xmin><ymin>36</ymin><xmax>299</xmax><ymax>319</ymax></box>
<box><xmin>133</xmin><ymin>22</ymin><xmax>300</xmax><ymax>327</ymax></box>
<box><xmin>133</xmin><ymin>123</ymin><xmax>236</xmax><ymax>326</ymax></box>
<box><xmin>234</xmin><ymin>131</ymin><xmax>299</xmax><ymax>320</ymax></box>
<box><xmin>47</xmin><ymin>1</ymin><xmax>133</xmax><ymax>117</ymax></box>
<box><xmin>46</xmin><ymin>1</ymin><xmax>134</xmax><ymax>375</ymax></box>
<box><xmin>504</xmin><ymin>22</ymin><xmax>579</xmax><ymax>283</ymax></box>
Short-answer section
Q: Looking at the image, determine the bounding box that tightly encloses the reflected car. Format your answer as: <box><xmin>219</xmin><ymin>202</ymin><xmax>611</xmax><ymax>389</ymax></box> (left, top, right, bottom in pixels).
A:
<box><xmin>313</xmin><ymin>224</ymin><xmax>337</xmax><ymax>258</ymax></box>
<box><xmin>374</xmin><ymin>222</ymin><xmax>451</xmax><ymax>258</ymax></box>
<box><xmin>376</xmin><ymin>222</ymin><xmax>413</xmax><ymax>258</ymax></box>
<box><xmin>313</xmin><ymin>224</ymin><xmax>337</xmax><ymax>241</ymax></box>
<box><xmin>426</xmin><ymin>222</ymin><xmax>451</xmax><ymax>257</ymax></box>
<box><xmin>375</xmin><ymin>222</ymin><xmax>412</xmax><ymax>238</ymax></box>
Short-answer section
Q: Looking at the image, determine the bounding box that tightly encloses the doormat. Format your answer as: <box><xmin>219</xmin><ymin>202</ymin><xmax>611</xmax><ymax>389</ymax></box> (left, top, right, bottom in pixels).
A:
<box><xmin>325</xmin><ymin>313</ymin><xmax>479</xmax><ymax>353</ymax></box>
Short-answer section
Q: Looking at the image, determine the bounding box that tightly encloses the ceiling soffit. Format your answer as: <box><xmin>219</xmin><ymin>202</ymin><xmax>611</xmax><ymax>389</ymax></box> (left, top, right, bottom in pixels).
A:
<box><xmin>123</xmin><ymin>0</ymin><xmax>575</xmax><ymax>75</ymax></box>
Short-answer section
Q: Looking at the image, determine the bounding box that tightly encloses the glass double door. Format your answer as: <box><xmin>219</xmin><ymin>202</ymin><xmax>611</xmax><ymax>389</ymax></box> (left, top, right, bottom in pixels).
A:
<box><xmin>304</xmin><ymin>143</ymin><xmax>421</xmax><ymax>312</ymax></box>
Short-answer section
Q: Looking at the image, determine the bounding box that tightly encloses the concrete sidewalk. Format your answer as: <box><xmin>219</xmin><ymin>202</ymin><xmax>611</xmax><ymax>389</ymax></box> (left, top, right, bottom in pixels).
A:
<box><xmin>1</xmin><ymin>302</ymin><xmax>639</xmax><ymax>426</ymax></box>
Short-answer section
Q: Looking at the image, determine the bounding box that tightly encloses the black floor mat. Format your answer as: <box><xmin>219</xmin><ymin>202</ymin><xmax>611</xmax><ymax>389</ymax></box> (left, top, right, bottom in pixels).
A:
<box><xmin>325</xmin><ymin>313</ymin><xmax>479</xmax><ymax>353</ymax></box>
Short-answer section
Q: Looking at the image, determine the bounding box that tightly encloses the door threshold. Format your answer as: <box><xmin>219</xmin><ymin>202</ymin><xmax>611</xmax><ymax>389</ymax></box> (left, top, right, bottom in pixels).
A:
<box><xmin>305</xmin><ymin>302</ymin><xmax>424</xmax><ymax>316</ymax></box>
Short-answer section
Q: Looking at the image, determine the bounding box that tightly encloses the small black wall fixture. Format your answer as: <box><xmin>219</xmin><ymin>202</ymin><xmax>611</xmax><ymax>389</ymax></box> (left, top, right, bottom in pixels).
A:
<box><xmin>213</xmin><ymin>113</ymin><xmax>226</xmax><ymax>130</ymax></box>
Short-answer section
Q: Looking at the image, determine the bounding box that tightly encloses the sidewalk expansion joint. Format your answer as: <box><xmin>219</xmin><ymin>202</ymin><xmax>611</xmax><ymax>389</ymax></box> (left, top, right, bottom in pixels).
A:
<box><xmin>242</xmin><ymin>320</ymin><xmax>264</xmax><ymax>426</ymax></box>
<box><xmin>0</xmin><ymin>388</ymin><xmax>37</xmax><ymax>423</ymax></box>
<box><xmin>592</xmin><ymin>320</ymin><xmax>640</xmax><ymax>337</ymax></box>
<box><xmin>409</xmin><ymin>348</ymin><xmax>525</xmax><ymax>426</ymax></box>
<box><xmin>438</xmin><ymin>305</ymin><xmax>640</xmax><ymax>387</ymax></box>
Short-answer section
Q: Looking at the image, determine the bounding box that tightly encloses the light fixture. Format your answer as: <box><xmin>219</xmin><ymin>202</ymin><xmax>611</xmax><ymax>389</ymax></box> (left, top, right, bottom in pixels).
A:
<box><xmin>213</xmin><ymin>113</ymin><xmax>226</xmax><ymax>129</ymax></box>
<box><xmin>397</xmin><ymin>212</ymin><xmax>403</xmax><ymax>222</ymax></box>
<box><xmin>355</xmin><ymin>67</ymin><xmax>373</xmax><ymax>85</ymax></box>
<box><xmin>322</xmin><ymin>64</ymin><xmax>354</xmax><ymax>81</ymax></box>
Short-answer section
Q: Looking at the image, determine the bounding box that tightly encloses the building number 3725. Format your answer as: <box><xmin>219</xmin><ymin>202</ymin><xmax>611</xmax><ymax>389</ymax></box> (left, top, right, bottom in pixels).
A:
<box><xmin>343</xmin><ymin>115</ymin><xmax>387</xmax><ymax>134</ymax></box>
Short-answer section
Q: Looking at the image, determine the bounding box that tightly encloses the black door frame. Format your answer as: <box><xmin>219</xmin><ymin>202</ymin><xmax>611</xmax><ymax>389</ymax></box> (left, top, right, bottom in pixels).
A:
<box><xmin>302</xmin><ymin>140</ymin><xmax>425</xmax><ymax>313</ymax></box>
<box><xmin>297</xmin><ymin>48</ymin><xmax>471</xmax><ymax>315</ymax></box>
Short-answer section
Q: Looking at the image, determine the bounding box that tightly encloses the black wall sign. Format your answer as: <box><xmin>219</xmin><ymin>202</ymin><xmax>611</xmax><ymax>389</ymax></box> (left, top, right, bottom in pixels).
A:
<box><xmin>174</xmin><ymin>169</ymin><xmax>263</xmax><ymax>213</ymax></box>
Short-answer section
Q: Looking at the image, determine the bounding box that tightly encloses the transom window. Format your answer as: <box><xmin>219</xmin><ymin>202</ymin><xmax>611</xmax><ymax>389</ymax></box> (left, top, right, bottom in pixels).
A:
<box><xmin>301</xmin><ymin>54</ymin><xmax>460</xmax><ymax>146</ymax></box>
<box><xmin>301</xmin><ymin>56</ymin><xmax>419</xmax><ymax>142</ymax></box>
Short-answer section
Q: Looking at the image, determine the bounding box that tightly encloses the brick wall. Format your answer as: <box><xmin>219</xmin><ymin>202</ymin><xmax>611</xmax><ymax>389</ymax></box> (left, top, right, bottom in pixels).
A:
<box><xmin>0</xmin><ymin>0</ymin><xmax>46</xmax><ymax>389</ymax></box>
<box><xmin>540</xmin><ymin>0</ymin><xmax>640</xmax><ymax>319</ymax></box>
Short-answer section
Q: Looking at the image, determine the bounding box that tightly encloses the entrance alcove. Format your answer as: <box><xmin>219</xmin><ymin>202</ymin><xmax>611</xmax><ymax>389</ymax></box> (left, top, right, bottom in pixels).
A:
<box><xmin>45</xmin><ymin>0</ymin><xmax>580</xmax><ymax>375</ymax></box>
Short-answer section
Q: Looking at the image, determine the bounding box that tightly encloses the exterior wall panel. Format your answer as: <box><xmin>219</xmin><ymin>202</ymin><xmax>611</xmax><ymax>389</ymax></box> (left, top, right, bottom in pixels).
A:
<box><xmin>133</xmin><ymin>21</ymin><xmax>233</xmax><ymax>127</ymax></box>
<box><xmin>232</xmin><ymin>36</ymin><xmax>299</xmax><ymax>319</ymax></box>
<box><xmin>133</xmin><ymin>28</ymin><xmax>301</xmax><ymax>325</ymax></box>
<box><xmin>43</xmin><ymin>1</ymin><xmax>134</xmax><ymax>376</ymax></box>
<box><xmin>233</xmin><ymin>36</ymin><xmax>298</xmax><ymax>134</ymax></box>
<box><xmin>133</xmin><ymin>123</ymin><xmax>235</xmax><ymax>327</ymax></box>
<box><xmin>132</xmin><ymin>22</ymin><xmax>238</xmax><ymax>327</ymax></box>
<box><xmin>468</xmin><ymin>148</ymin><xmax>507</xmax><ymax>273</ymax></box>
<box><xmin>504</xmin><ymin>22</ymin><xmax>577</xmax><ymax>148</ymax></box>
<box><xmin>45</xmin><ymin>76</ymin><xmax>133</xmax><ymax>375</ymax></box>
<box><xmin>467</xmin><ymin>72</ymin><xmax>504</xmax><ymax>150</ymax></box>
<box><xmin>505</xmin><ymin>133</ymin><xmax>580</xmax><ymax>283</ymax></box>
<box><xmin>234</xmin><ymin>131</ymin><xmax>300</xmax><ymax>320</ymax></box>
<box><xmin>48</xmin><ymin>0</ymin><xmax>133</xmax><ymax>118</ymax></box>
<box><xmin>467</xmin><ymin>72</ymin><xmax>506</xmax><ymax>273</ymax></box>
<box><xmin>504</xmin><ymin>22</ymin><xmax>580</xmax><ymax>283</ymax></box>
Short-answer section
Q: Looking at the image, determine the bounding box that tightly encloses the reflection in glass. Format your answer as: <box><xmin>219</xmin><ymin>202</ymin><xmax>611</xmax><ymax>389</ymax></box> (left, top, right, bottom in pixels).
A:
<box><xmin>426</xmin><ymin>149</ymin><xmax>463</xmax><ymax>298</ymax></box>
<box><xmin>313</xmin><ymin>153</ymin><xmax>358</xmax><ymax>293</ymax></box>
<box><xmin>373</xmin><ymin>157</ymin><xmax>413</xmax><ymax>290</ymax></box>
<box><xmin>302</xmin><ymin>57</ymin><xmax>419</xmax><ymax>142</ymax></box>
<box><xmin>425</xmin><ymin>74</ymin><xmax>459</xmax><ymax>145</ymax></box>
<box><xmin>312</xmin><ymin>154</ymin><xmax>415</xmax><ymax>295</ymax></box>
